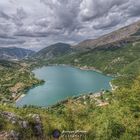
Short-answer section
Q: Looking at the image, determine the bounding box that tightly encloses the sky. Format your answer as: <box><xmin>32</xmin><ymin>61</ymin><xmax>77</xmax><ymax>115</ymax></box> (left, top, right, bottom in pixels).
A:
<box><xmin>0</xmin><ymin>0</ymin><xmax>140</xmax><ymax>51</ymax></box>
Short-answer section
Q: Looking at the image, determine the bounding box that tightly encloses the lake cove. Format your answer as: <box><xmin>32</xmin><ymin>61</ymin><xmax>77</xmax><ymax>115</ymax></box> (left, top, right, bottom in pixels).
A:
<box><xmin>16</xmin><ymin>66</ymin><xmax>113</xmax><ymax>107</ymax></box>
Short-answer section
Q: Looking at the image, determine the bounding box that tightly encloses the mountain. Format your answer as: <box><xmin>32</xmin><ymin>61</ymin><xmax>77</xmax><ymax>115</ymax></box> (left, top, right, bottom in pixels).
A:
<box><xmin>1</xmin><ymin>21</ymin><xmax>140</xmax><ymax>140</ymax></box>
<box><xmin>0</xmin><ymin>47</ymin><xmax>35</xmax><ymax>60</ymax></box>
<box><xmin>48</xmin><ymin>21</ymin><xmax>140</xmax><ymax>88</ymax></box>
<box><xmin>0</xmin><ymin>59</ymin><xmax>20</xmax><ymax>69</ymax></box>
<box><xmin>75</xmin><ymin>20</ymin><xmax>140</xmax><ymax>50</ymax></box>
<box><xmin>32</xmin><ymin>21</ymin><xmax>140</xmax><ymax>61</ymax></box>
<box><xmin>33</xmin><ymin>43</ymin><xmax>73</xmax><ymax>59</ymax></box>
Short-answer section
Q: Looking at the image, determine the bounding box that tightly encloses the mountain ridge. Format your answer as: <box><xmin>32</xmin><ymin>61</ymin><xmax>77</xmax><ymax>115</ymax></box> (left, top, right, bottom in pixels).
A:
<box><xmin>2</xmin><ymin>20</ymin><xmax>140</xmax><ymax>61</ymax></box>
<box><xmin>33</xmin><ymin>20</ymin><xmax>140</xmax><ymax>59</ymax></box>
<box><xmin>33</xmin><ymin>42</ymin><xmax>73</xmax><ymax>60</ymax></box>
<box><xmin>1</xmin><ymin>20</ymin><xmax>140</xmax><ymax>140</ymax></box>
<box><xmin>74</xmin><ymin>20</ymin><xmax>140</xmax><ymax>50</ymax></box>
<box><xmin>0</xmin><ymin>47</ymin><xmax>35</xmax><ymax>60</ymax></box>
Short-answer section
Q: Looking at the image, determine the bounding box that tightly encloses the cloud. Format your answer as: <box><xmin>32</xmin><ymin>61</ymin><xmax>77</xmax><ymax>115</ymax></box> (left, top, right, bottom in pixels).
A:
<box><xmin>41</xmin><ymin>0</ymin><xmax>82</xmax><ymax>32</ymax></box>
<box><xmin>126</xmin><ymin>1</ymin><xmax>140</xmax><ymax>17</ymax></box>
<box><xmin>0</xmin><ymin>0</ymin><xmax>140</xmax><ymax>50</ymax></box>
<box><xmin>79</xmin><ymin>0</ymin><xmax>129</xmax><ymax>21</ymax></box>
<box><xmin>0</xmin><ymin>38</ymin><xmax>25</xmax><ymax>45</ymax></box>
<box><xmin>93</xmin><ymin>12</ymin><xmax>123</xmax><ymax>30</ymax></box>
<box><xmin>11</xmin><ymin>8</ymin><xmax>27</xmax><ymax>27</ymax></box>
<box><xmin>0</xmin><ymin>11</ymin><xmax>11</xmax><ymax>20</ymax></box>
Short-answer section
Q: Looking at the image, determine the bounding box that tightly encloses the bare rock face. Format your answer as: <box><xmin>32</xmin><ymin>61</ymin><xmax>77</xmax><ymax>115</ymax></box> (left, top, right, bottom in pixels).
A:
<box><xmin>0</xmin><ymin>131</ymin><xmax>9</xmax><ymax>140</ymax></box>
<box><xmin>32</xmin><ymin>114</ymin><xmax>41</xmax><ymax>124</ymax></box>
<box><xmin>19</xmin><ymin>121</ymin><xmax>29</xmax><ymax>129</ymax></box>
<box><xmin>32</xmin><ymin>114</ymin><xmax>43</xmax><ymax>137</ymax></box>
<box><xmin>0</xmin><ymin>111</ymin><xmax>29</xmax><ymax>128</ymax></box>
<box><xmin>7</xmin><ymin>130</ymin><xmax>20</xmax><ymax>140</ymax></box>
<box><xmin>0</xmin><ymin>111</ymin><xmax>21</xmax><ymax>124</ymax></box>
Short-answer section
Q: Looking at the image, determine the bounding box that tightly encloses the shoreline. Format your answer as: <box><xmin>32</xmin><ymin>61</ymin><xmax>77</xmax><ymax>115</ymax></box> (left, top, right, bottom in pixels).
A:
<box><xmin>49</xmin><ymin>64</ymin><xmax>102</xmax><ymax>73</ymax></box>
<box><xmin>14</xmin><ymin>82</ymin><xmax>45</xmax><ymax>104</ymax></box>
<box><xmin>77</xmin><ymin>65</ymin><xmax>103</xmax><ymax>73</ymax></box>
<box><xmin>48</xmin><ymin>64</ymin><xmax>117</xmax><ymax>77</ymax></box>
<box><xmin>109</xmin><ymin>81</ymin><xmax>118</xmax><ymax>91</ymax></box>
<box><xmin>52</xmin><ymin>64</ymin><xmax>118</xmax><ymax>77</ymax></box>
<box><xmin>15</xmin><ymin>64</ymin><xmax>115</xmax><ymax>107</ymax></box>
<box><xmin>77</xmin><ymin>65</ymin><xmax>117</xmax><ymax>77</ymax></box>
<box><xmin>15</xmin><ymin>94</ymin><xmax>26</xmax><ymax>102</ymax></box>
<box><xmin>50</xmin><ymin>91</ymin><xmax>105</xmax><ymax>108</ymax></box>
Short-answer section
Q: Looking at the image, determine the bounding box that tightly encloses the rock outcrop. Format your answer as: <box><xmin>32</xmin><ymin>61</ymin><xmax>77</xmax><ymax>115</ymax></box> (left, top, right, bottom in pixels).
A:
<box><xmin>0</xmin><ymin>111</ymin><xmax>43</xmax><ymax>140</ymax></box>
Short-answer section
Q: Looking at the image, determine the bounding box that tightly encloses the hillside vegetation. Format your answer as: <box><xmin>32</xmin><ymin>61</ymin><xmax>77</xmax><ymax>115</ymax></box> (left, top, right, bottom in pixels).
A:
<box><xmin>0</xmin><ymin>60</ymin><xmax>43</xmax><ymax>103</ymax></box>
<box><xmin>1</xmin><ymin>21</ymin><xmax>140</xmax><ymax>139</ymax></box>
<box><xmin>1</xmin><ymin>42</ymin><xmax>140</xmax><ymax>139</ymax></box>
<box><xmin>32</xmin><ymin>43</ymin><xmax>73</xmax><ymax>60</ymax></box>
<box><xmin>49</xmin><ymin>42</ymin><xmax>140</xmax><ymax>87</ymax></box>
<box><xmin>0</xmin><ymin>75</ymin><xmax>140</xmax><ymax>139</ymax></box>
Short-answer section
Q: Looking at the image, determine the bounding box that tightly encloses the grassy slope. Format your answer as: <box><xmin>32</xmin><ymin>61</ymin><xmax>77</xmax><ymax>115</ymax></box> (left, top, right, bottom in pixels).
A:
<box><xmin>49</xmin><ymin>42</ymin><xmax>140</xmax><ymax>87</ymax></box>
<box><xmin>0</xmin><ymin>60</ymin><xmax>43</xmax><ymax>103</ymax></box>
<box><xmin>1</xmin><ymin>76</ymin><xmax>140</xmax><ymax>139</ymax></box>
<box><xmin>1</xmin><ymin>43</ymin><xmax>140</xmax><ymax>139</ymax></box>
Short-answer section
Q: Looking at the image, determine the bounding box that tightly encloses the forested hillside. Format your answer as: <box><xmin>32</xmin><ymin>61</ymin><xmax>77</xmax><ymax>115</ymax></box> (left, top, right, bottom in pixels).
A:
<box><xmin>49</xmin><ymin>42</ymin><xmax>140</xmax><ymax>87</ymax></box>
<box><xmin>0</xmin><ymin>60</ymin><xmax>43</xmax><ymax>103</ymax></box>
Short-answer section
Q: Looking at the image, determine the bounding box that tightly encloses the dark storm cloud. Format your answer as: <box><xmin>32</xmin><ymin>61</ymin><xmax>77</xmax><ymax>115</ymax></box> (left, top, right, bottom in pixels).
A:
<box><xmin>11</xmin><ymin>8</ymin><xmax>27</xmax><ymax>26</ymax></box>
<box><xmin>41</xmin><ymin>0</ymin><xmax>82</xmax><ymax>32</ymax></box>
<box><xmin>0</xmin><ymin>34</ymin><xmax>15</xmax><ymax>39</ymax></box>
<box><xmin>93</xmin><ymin>12</ymin><xmax>123</xmax><ymax>30</ymax></box>
<box><xmin>0</xmin><ymin>0</ymin><xmax>140</xmax><ymax>50</ymax></box>
<box><xmin>93</xmin><ymin>19</ymin><xmax>121</xmax><ymax>30</ymax></box>
<box><xmin>0</xmin><ymin>38</ymin><xmax>25</xmax><ymax>45</ymax></box>
<box><xmin>79</xmin><ymin>0</ymin><xmax>129</xmax><ymax>21</ymax></box>
<box><xmin>0</xmin><ymin>11</ymin><xmax>11</xmax><ymax>20</ymax></box>
<box><xmin>126</xmin><ymin>1</ymin><xmax>140</xmax><ymax>17</ymax></box>
<box><xmin>15</xmin><ymin>31</ymin><xmax>49</xmax><ymax>38</ymax></box>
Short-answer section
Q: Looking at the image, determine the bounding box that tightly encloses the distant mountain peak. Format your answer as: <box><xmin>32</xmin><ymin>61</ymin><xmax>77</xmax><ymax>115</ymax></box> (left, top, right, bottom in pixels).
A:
<box><xmin>0</xmin><ymin>47</ymin><xmax>35</xmax><ymax>60</ymax></box>
<box><xmin>33</xmin><ymin>43</ymin><xmax>73</xmax><ymax>60</ymax></box>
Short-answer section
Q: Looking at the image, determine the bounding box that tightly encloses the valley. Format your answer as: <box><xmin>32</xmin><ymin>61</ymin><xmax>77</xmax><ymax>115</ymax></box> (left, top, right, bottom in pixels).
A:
<box><xmin>0</xmin><ymin>21</ymin><xmax>140</xmax><ymax>139</ymax></box>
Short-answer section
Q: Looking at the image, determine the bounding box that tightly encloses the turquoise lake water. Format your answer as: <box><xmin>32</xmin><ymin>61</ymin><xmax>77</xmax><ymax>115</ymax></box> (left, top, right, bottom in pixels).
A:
<box><xmin>16</xmin><ymin>66</ymin><xmax>113</xmax><ymax>107</ymax></box>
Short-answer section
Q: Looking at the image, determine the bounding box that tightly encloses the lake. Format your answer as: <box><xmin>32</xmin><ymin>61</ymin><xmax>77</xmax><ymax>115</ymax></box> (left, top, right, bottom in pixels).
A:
<box><xmin>16</xmin><ymin>66</ymin><xmax>113</xmax><ymax>107</ymax></box>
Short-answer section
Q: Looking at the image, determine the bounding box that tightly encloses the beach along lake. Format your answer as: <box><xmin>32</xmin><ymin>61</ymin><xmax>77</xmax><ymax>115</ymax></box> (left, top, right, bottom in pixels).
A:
<box><xmin>16</xmin><ymin>66</ymin><xmax>113</xmax><ymax>107</ymax></box>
